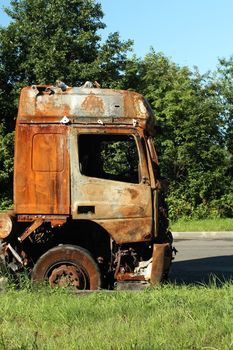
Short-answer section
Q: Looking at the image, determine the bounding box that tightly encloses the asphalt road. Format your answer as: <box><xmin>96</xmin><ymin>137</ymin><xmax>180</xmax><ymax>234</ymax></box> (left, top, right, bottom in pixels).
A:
<box><xmin>169</xmin><ymin>233</ymin><xmax>233</xmax><ymax>285</ymax></box>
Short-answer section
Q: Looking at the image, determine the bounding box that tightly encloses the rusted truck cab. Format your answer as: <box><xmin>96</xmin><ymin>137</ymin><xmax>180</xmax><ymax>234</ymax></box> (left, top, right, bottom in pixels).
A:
<box><xmin>0</xmin><ymin>84</ymin><xmax>173</xmax><ymax>290</ymax></box>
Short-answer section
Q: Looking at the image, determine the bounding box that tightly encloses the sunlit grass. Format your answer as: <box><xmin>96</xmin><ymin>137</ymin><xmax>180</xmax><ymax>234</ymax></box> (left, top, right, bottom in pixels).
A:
<box><xmin>171</xmin><ymin>217</ymin><xmax>233</xmax><ymax>232</ymax></box>
<box><xmin>0</xmin><ymin>281</ymin><xmax>233</xmax><ymax>349</ymax></box>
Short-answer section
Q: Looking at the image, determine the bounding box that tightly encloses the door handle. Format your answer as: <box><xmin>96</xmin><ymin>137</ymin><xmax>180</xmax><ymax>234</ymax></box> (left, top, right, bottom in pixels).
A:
<box><xmin>78</xmin><ymin>206</ymin><xmax>95</xmax><ymax>214</ymax></box>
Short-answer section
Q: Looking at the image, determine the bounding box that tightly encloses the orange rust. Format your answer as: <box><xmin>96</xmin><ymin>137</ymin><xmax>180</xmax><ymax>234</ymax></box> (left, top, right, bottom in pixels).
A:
<box><xmin>18</xmin><ymin>218</ymin><xmax>43</xmax><ymax>242</ymax></box>
<box><xmin>16</xmin><ymin>214</ymin><xmax>69</xmax><ymax>222</ymax></box>
<box><xmin>116</xmin><ymin>272</ymin><xmax>146</xmax><ymax>282</ymax></box>
<box><xmin>50</xmin><ymin>219</ymin><xmax>67</xmax><ymax>227</ymax></box>
<box><xmin>1</xmin><ymin>84</ymin><xmax>173</xmax><ymax>289</ymax></box>
<box><xmin>127</xmin><ymin>188</ymin><xmax>139</xmax><ymax>200</ymax></box>
<box><xmin>17</xmin><ymin>86</ymin><xmax>155</xmax><ymax>132</ymax></box>
<box><xmin>14</xmin><ymin>124</ymin><xmax>70</xmax><ymax>215</ymax></box>
<box><xmin>150</xmin><ymin>243</ymin><xmax>170</xmax><ymax>284</ymax></box>
<box><xmin>81</xmin><ymin>95</ymin><xmax>105</xmax><ymax>115</ymax></box>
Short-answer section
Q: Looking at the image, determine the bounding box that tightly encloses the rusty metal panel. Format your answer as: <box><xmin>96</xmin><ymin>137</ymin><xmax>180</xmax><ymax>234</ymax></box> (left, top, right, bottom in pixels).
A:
<box><xmin>17</xmin><ymin>86</ymin><xmax>155</xmax><ymax>134</ymax></box>
<box><xmin>96</xmin><ymin>218</ymin><xmax>152</xmax><ymax>244</ymax></box>
<box><xmin>150</xmin><ymin>243</ymin><xmax>171</xmax><ymax>284</ymax></box>
<box><xmin>14</xmin><ymin>124</ymin><xmax>70</xmax><ymax>214</ymax></box>
<box><xmin>69</xmin><ymin>127</ymin><xmax>153</xmax><ymax>244</ymax></box>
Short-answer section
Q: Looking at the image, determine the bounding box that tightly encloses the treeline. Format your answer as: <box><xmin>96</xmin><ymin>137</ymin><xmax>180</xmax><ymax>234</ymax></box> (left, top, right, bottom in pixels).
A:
<box><xmin>0</xmin><ymin>0</ymin><xmax>232</xmax><ymax>221</ymax></box>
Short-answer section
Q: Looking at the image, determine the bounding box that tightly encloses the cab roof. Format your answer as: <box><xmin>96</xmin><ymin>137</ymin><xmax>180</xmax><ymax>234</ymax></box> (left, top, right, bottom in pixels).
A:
<box><xmin>17</xmin><ymin>85</ymin><xmax>156</xmax><ymax>134</ymax></box>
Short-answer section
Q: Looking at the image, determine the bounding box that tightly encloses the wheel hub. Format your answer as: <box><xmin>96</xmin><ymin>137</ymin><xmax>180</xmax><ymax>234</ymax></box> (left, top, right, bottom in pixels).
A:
<box><xmin>48</xmin><ymin>264</ymin><xmax>87</xmax><ymax>289</ymax></box>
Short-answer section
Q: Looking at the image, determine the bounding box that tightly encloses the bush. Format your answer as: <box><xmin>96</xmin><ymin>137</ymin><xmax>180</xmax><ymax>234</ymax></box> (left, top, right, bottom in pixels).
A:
<box><xmin>167</xmin><ymin>193</ymin><xmax>233</xmax><ymax>222</ymax></box>
<box><xmin>0</xmin><ymin>196</ymin><xmax>13</xmax><ymax>210</ymax></box>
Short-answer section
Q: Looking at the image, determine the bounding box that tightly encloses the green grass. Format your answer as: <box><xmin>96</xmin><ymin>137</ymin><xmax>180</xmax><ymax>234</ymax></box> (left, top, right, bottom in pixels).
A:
<box><xmin>170</xmin><ymin>217</ymin><xmax>233</xmax><ymax>232</ymax></box>
<box><xmin>0</xmin><ymin>282</ymin><xmax>233</xmax><ymax>350</ymax></box>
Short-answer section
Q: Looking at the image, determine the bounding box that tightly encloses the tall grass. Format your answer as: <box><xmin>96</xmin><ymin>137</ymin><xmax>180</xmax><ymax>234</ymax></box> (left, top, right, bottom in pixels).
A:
<box><xmin>0</xmin><ymin>282</ymin><xmax>233</xmax><ymax>349</ymax></box>
<box><xmin>171</xmin><ymin>217</ymin><xmax>233</xmax><ymax>232</ymax></box>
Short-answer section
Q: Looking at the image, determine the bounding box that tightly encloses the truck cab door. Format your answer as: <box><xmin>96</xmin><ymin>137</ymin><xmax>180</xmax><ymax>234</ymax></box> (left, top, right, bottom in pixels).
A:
<box><xmin>69</xmin><ymin>129</ymin><xmax>153</xmax><ymax>244</ymax></box>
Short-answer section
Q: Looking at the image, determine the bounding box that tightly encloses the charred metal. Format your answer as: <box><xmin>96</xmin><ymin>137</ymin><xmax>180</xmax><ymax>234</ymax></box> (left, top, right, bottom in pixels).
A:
<box><xmin>0</xmin><ymin>82</ymin><xmax>174</xmax><ymax>290</ymax></box>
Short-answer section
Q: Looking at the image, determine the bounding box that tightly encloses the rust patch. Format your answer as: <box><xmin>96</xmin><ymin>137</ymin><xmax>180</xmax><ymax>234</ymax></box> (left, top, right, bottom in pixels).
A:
<box><xmin>116</xmin><ymin>272</ymin><xmax>145</xmax><ymax>281</ymax></box>
<box><xmin>18</xmin><ymin>218</ymin><xmax>43</xmax><ymax>242</ymax></box>
<box><xmin>81</xmin><ymin>95</ymin><xmax>104</xmax><ymax>115</ymax></box>
<box><xmin>150</xmin><ymin>243</ymin><xmax>170</xmax><ymax>284</ymax></box>
<box><xmin>127</xmin><ymin>188</ymin><xmax>139</xmax><ymax>200</ymax></box>
<box><xmin>17</xmin><ymin>86</ymin><xmax>156</xmax><ymax>134</ymax></box>
<box><xmin>14</xmin><ymin>125</ymin><xmax>70</xmax><ymax>215</ymax></box>
<box><xmin>17</xmin><ymin>215</ymin><xmax>68</xmax><ymax>222</ymax></box>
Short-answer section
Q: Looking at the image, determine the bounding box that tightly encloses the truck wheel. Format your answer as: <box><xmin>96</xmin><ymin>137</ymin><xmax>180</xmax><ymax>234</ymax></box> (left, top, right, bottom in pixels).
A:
<box><xmin>31</xmin><ymin>245</ymin><xmax>101</xmax><ymax>290</ymax></box>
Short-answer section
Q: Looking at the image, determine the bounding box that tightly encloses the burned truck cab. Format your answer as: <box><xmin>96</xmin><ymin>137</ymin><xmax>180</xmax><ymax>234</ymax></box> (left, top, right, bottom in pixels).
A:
<box><xmin>0</xmin><ymin>83</ymin><xmax>173</xmax><ymax>290</ymax></box>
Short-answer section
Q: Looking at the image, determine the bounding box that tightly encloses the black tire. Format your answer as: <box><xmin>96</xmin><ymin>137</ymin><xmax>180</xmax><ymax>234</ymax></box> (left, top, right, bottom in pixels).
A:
<box><xmin>31</xmin><ymin>244</ymin><xmax>101</xmax><ymax>290</ymax></box>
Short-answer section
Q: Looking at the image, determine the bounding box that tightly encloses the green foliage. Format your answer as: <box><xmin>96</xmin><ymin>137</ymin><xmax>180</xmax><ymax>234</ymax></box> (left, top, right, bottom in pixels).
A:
<box><xmin>0</xmin><ymin>2</ymin><xmax>232</xmax><ymax>218</ymax></box>
<box><xmin>0</xmin><ymin>124</ymin><xmax>14</xmax><ymax>208</ymax></box>
<box><xmin>1</xmin><ymin>0</ymin><xmax>132</xmax><ymax>86</ymax></box>
<box><xmin>168</xmin><ymin>193</ymin><xmax>233</xmax><ymax>222</ymax></box>
<box><xmin>101</xmin><ymin>137</ymin><xmax>139</xmax><ymax>179</ymax></box>
<box><xmin>122</xmin><ymin>50</ymin><xmax>232</xmax><ymax>220</ymax></box>
<box><xmin>139</xmin><ymin>51</ymin><xmax>223</xmax><ymax>179</ymax></box>
<box><xmin>0</xmin><ymin>0</ymin><xmax>133</xmax><ymax>207</ymax></box>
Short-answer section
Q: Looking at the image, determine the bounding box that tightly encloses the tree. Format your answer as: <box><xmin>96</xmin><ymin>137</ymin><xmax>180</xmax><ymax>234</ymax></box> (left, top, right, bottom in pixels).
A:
<box><xmin>216</xmin><ymin>57</ymin><xmax>233</xmax><ymax>156</ymax></box>
<box><xmin>0</xmin><ymin>0</ymin><xmax>133</xmax><ymax>208</ymax></box>
<box><xmin>0</xmin><ymin>67</ymin><xmax>16</xmax><ymax>208</ymax></box>
<box><xmin>0</xmin><ymin>1</ymin><xmax>231</xmax><ymax>219</ymax></box>
<box><xmin>1</xmin><ymin>0</ymin><xmax>133</xmax><ymax>86</ymax></box>
<box><xmin>123</xmin><ymin>50</ymin><xmax>231</xmax><ymax>220</ymax></box>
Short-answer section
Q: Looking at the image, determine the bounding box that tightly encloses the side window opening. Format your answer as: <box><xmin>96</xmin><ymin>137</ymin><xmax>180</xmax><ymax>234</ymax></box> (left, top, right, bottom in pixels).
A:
<box><xmin>78</xmin><ymin>134</ymin><xmax>140</xmax><ymax>184</ymax></box>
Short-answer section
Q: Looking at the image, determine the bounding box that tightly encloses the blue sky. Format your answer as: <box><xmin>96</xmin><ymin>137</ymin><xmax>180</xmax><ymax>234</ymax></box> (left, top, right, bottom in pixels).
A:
<box><xmin>1</xmin><ymin>0</ymin><xmax>233</xmax><ymax>73</ymax></box>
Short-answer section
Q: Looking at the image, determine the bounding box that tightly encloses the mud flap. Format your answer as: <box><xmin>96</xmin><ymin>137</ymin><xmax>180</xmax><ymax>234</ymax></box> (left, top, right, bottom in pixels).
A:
<box><xmin>150</xmin><ymin>243</ymin><xmax>171</xmax><ymax>284</ymax></box>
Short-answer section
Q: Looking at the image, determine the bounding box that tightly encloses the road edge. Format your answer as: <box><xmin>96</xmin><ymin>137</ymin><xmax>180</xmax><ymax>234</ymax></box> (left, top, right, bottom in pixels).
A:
<box><xmin>172</xmin><ymin>231</ymin><xmax>233</xmax><ymax>239</ymax></box>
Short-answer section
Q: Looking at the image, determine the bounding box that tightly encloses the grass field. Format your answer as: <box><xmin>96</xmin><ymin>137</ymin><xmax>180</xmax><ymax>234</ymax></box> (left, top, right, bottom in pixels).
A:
<box><xmin>0</xmin><ymin>282</ymin><xmax>233</xmax><ymax>350</ymax></box>
<box><xmin>170</xmin><ymin>217</ymin><xmax>233</xmax><ymax>232</ymax></box>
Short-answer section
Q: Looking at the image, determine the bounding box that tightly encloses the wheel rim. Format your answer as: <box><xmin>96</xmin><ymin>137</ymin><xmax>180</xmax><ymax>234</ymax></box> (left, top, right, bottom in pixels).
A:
<box><xmin>32</xmin><ymin>245</ymin><xmax>101</xmax><ymax>290</ymax></box>
<box><xmin>47</xmin><ymin>263</ymin><xmax>89</xmax><ymax>290</ymax></box>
